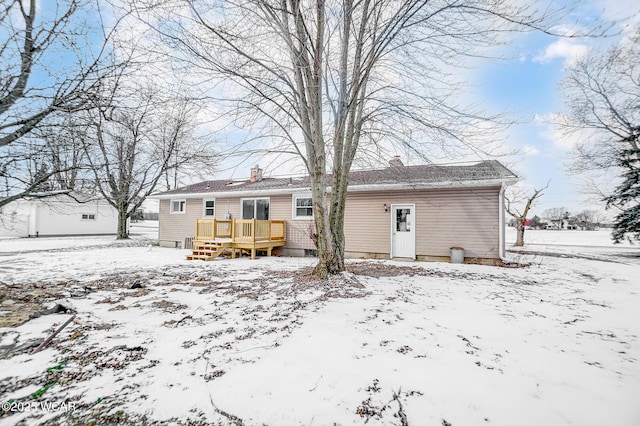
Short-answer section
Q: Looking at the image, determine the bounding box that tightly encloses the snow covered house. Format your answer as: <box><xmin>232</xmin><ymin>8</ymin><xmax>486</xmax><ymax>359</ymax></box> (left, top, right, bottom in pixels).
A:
<box><xmin>0</xmin><ymin>192</ymin><xmax>118</xmax><ymax>238</ymax></box>
<box><xmin>151</xmin><ymin>160</ymin><xmax>518</xmax><ymax>264</ymax></box>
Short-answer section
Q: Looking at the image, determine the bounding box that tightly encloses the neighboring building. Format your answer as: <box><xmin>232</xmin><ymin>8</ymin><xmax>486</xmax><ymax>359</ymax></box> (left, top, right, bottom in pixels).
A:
<box><xmin>545</xmin><ymin>218</ymin><xmax>574</xmax><ymax>230</ymax></box>
<box><xmin>0</xmin><ymin>192</ymin><xmax>118</xmax><ymax>238</ymax></box>
<box><xmin>151</xmin><ymin>159</ymin><xmax>518</xmax><ymax>264</ymax></box>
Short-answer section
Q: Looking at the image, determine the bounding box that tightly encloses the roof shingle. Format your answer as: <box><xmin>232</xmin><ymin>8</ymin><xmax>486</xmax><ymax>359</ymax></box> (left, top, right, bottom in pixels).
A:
<box><xmin>154</xmin><ymin>160</ymin><xmax>517</xmax><ymax>197</ymax></box>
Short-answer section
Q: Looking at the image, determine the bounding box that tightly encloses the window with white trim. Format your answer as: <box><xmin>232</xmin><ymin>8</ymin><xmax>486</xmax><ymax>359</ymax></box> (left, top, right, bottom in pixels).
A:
<box><xmin>241</xmin><ymin>198</ymin><xmax>270</xmax><ymax>220</ymax></box>
<box><xmin>293</xmin><ymin>194</ymin><xmax>313</xmax><ymax>219</ymax></box>
<box><xmin>81</xmin><ymin>213</ymin><xmax>96</xmax><ymax>220</ymax></box>
<box><xmin>170</xmin><ymin>199</ymin><xmax>186</xmax><ymax>214</ymax></box>
<box><xmin>203</xmin><ymin>199</ymin><xmax>215</xmax><ymax>217</ymax></box>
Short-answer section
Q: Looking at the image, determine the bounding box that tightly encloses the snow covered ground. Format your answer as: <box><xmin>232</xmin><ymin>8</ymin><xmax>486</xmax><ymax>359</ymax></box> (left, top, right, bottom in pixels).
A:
<box><xmin>505</xmin><ymin>226</ymin><xmax>636</xmax><ymax>247</ymax></box>
<box><xmin>0</xmin><ymin>227</ymin><xmax>639</xmax><ymax>425</ymax></box>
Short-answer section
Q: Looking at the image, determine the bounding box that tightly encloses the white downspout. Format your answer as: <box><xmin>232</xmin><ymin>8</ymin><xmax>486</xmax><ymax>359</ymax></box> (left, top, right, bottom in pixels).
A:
<box><xmin>498</xmin><ymin>183</ymin><xmax>506</xmax><ymax>260</ymax></box>
<box><xmin>28</xmin><ymin>202</ymin><xmax>38</xmax><ymax>237</ymax></box>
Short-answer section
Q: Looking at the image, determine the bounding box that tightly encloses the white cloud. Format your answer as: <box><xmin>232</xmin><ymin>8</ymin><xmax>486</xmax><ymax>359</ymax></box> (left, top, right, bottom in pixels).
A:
<box><xmin>523</xmin><ymin>145</ymin><xmax>539</xmax><ymax>156</ymax></box>
<box><xmin>534</xmin><ymin>113</ymin><xmax>592</xmax><ymax>152</ymax></box>
<box><xmin>533</xmin><ymin>39</ymin><xmax>589</xmax><ymax>66</ymax></box>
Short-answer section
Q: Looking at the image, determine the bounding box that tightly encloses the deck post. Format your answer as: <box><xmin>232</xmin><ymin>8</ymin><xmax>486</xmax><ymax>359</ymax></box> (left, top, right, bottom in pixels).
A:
<box><xmin>252</xmin><ymin>219</ymin><xmax>256</xmax><ymax>243</ymax></box>
<box><xmin>231</xmin><ymin>219</ymin><xmax>236</xmax><ymax>242</ymax></box>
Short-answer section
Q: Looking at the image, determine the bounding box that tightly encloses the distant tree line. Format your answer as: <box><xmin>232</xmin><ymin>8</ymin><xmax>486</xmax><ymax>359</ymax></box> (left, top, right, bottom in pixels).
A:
<box><xmin>508</xmin><ymin>208</ymin><xmax>609</xmax><ymax>231</ymax></box>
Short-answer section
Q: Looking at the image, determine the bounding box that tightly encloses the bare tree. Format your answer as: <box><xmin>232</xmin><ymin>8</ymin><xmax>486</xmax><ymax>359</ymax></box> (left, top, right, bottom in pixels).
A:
<box><xmin>0</xmin><ymin>0</ymin><xmax>125</xmax><ymax>207</ymax></box>
<box><xmin>573</xmin><ymin>210</ymin><xmax>597</xmax><ymax>230</ymax></box>
<box><xmin>19</xmin><ymin>119</ymin><xmax>94</xmax><ymax>191</ymax></box>
<box><xmin>543</xmin><ymin>207</ymin><xmax>569</xmax><ymax>230</ymax></box>
<box><xmin>0</xmin><ymin>138</ymin><xmax>79</xmax><ymax>205</ymax></box>
<box><xmin>156</xmin><ymin>100</ymin><xmax>219</xmax><ymax>191</ymax></box>
<box><xmin>143</xmin><ymin>0</ymin><xmax>594</xmax><ymax>277</ymax></box>
<box><xmin>42</xmin><ymin>121</ymin><xmax>93</xmax><ymax>191</ymax></box>
<box><xmin>558</xmin><ymin>27</ymin><xmax>640</xmax><ymax>241</ymax></box>
<box><xmin>84</xmin><ymin>85</ymin><xmax>215</xmax><ymax>239</ymax></box>
<box><xmin>505</xmin><ymin>185</ymin><xmax>547</xmax><ymax>246</ymax></box>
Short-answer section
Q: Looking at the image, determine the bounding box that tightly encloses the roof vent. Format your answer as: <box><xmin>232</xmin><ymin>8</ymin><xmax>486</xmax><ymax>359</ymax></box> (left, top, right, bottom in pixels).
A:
<box><xmin>250</xmin><ymin>165</ymin><xmax>263</xmax><ymax>183</ymax></box>
<box><xmin>389</xmin><ymin>155</ymin><xmax>404</xmax><ymax>167</ymax></box>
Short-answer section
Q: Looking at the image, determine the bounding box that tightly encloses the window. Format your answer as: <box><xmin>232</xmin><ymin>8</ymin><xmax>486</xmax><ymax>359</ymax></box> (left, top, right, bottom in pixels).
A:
<box><xmin>81</xmin><ymin>213</ymin><xmax>96</xmax><ymax>220</ymax></box>
<box><xmin>396</xmin><ymin>208</ymin><xmax>411</xmax><ymax>232</ymax></box>
<box><xmin>203</xmin><ymin>199</ymin><xmax>215</xmax><ymax>217</ymax></box>
<box><xmin>293</xmin><ymin>194</ymin><xmax>313</xmax><ymax>219</ymax></box>
<box><xmin>170</xmin><ymin>199</ymin><xmax>186</xmax><ymax>214</ymax></box>
<box><xmin>241</xmin><ymin>198</ymin><xmax>270</xmax><ymax>220</ymax></box>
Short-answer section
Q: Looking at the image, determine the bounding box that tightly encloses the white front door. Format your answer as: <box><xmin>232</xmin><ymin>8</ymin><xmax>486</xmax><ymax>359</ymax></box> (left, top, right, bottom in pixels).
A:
<box><xmin>391</xmin><ymin>204</ymin><xmax>416</xmax><ymax>259</ymax></box>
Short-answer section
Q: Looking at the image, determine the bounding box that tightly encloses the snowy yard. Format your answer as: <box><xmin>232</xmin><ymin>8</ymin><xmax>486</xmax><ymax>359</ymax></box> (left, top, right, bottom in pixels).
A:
<box><xmin>1</xmin><ymin>228</ymin><xmax>639</xmax><ymax>425</ymax></box>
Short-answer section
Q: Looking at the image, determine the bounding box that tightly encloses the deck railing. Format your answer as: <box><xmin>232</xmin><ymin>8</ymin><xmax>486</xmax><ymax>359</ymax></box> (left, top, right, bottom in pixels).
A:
<box><xmin>195</xmin><ymin>219</ymin><xmax>285</xmax><ymax>242</ymax></box>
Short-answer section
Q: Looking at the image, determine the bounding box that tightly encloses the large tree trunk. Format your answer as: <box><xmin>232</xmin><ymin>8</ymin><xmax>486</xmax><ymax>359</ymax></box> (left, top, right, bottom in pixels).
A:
<box><xmin>312</xmin><ymin>181</ymin><xmax>348</xmax><ymax>279</ymax></box>
<box><xmin>117</xmin><ymin>201</ymin><xmax>129</xmax><ymax>239</ymax></box>
<box><xmin>514</xmin><ymin>219</ymin><xmax>525</xmax><ymax>247</ymax></box>
<box><xmin>314</xmin><ymin>228</ymin><xmax>345</xmax><ymax>279</ymax></box>
<box><xmin>322</xmin><ymin>168</ymin><xmax>349</xmax><ymax>278</ymax></box>
<box><xmin>309</xmin><ymin>162</ymin><xmax>345</xmax><ymax>279</ymax></box>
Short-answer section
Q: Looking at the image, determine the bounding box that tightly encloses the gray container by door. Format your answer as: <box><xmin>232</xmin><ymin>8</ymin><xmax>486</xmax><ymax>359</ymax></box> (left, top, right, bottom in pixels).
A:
<box><xmin>450</xmin><ymin>247</ymin><xmax>464</xmax><ymax>264</ymax></box>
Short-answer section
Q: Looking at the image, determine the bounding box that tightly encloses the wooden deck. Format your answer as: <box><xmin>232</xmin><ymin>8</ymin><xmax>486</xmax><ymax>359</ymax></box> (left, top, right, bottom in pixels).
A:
<box><xmin>187</xmin><ymin>219</ymin><xmax>286</xmax><ymax>261</ymax></box>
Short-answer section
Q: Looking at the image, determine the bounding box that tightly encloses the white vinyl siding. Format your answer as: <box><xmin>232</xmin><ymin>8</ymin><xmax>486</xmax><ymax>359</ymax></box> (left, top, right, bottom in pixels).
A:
<box><xmin>159</xmin><ymin>198</ymin><xmax>202</xmax><ymax>246</ymax></box>
<box><xmin>342</xmin><ymin>188</ymin><xmax>500</xmax><ymax>259</ymax></box>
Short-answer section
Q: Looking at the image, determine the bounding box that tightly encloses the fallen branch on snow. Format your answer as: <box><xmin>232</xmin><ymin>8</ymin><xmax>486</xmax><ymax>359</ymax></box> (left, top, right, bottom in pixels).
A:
<box><xmin>31</xmin><ymin>314</ymin><xmax>76</xmax><ymax>354</ymax></box>
<box><xmin>208</xmin><ymin>394</ymin><xmax>244</xmax><ymax>425</ymax></box>
<box><xmin>392</xmin><ymin>389</ymin><xmax>409</xmax><ymax>426</ymax></box>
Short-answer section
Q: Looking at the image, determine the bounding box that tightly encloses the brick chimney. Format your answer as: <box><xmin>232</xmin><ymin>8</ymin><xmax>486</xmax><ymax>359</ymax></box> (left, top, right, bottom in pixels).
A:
<box><xmin>389</xmin><ymin>155</ymin><xmax>404</xmax><ymax>167</ymax></box>
<box><xmin>250</xmin><ymin>164</ymin><xmax>263</xmax><ymax>182</ymax></box>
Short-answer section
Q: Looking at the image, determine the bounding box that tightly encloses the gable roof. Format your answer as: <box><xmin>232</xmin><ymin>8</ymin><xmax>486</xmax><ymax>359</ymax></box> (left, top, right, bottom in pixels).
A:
<box><xmin>0</xmin><ymin>191</ymin><xmax>111</xmax><ymax>205</ymax></box>
<box><xmin>151</xmin><ymin>160</ymin><xmax>517</xmax><ymax>199</ymax></box>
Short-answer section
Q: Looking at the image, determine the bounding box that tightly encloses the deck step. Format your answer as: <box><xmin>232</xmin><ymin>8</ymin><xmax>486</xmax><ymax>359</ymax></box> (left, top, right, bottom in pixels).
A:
<box><xmin>187</xmin><ymin>243</ymin><xmax>225</xmax><ymax>261</ymax></box>
<box><xmin>194</xmin><ymin>245</ymin><xmax>224</xmax><ymax>251</ymax></box>
<box><xmin>192</xmin><ymin>249</ymin><xmax>218</xmax><ymax>255</ymax></box>
<box><xmin>186</xmin><ymin>254</ymin><xmax>217</xmax><ymax>261</ymax></box>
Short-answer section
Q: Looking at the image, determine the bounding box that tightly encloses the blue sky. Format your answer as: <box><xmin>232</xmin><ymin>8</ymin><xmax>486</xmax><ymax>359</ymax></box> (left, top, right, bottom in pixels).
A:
<box><xmin>468</xmin><ymin>0</ymin><xmax>640</xmax><ymax>217</ymax></box>
<box><xmin>471</xmin><ymin>34</ymin><xmax>583</xmax><ymax>216</ymax></box>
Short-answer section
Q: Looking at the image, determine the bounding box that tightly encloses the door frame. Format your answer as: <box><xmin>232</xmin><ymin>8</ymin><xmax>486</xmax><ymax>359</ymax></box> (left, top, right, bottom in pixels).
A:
<box><xmin>390</xmin><ymin>203</ymin><xmax>416</xmax><ymax>259</ymax></box>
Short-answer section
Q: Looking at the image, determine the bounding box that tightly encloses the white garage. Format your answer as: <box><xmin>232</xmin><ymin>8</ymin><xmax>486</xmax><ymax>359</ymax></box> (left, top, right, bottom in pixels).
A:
<box><xmin>0</xmin><ymin>192</ymin><xmax>118</xmax><ymax>237</ymax></box>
